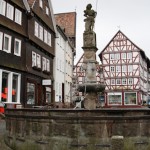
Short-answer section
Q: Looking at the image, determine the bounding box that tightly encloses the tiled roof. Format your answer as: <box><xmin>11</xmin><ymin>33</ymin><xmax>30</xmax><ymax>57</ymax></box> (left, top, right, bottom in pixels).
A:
<box><xmin>55</xmin><ymin>12</ymin><xmax>76</xmax><ymax>37</ymax></box>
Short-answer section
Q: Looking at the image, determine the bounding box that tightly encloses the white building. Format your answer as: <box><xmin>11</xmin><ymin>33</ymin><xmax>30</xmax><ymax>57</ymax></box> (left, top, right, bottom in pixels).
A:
<box><xmin>54</xmin><ymin>25</ymin><xmax>75</xmax><ymax>105</ymax></box>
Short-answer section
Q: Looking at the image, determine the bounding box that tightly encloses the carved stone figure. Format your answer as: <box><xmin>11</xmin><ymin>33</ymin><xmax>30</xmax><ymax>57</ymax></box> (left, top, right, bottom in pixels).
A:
<box><xmin>84</xmin><ymin>4</ymin><xmax>97</xmax><ymax>32</ymax></box>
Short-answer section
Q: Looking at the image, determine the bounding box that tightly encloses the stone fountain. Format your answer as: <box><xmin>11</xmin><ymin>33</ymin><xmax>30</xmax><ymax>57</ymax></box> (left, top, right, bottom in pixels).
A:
<box><xmin>77</xmin><ymin>4</ymin><xmax>105</xmax><ymax>109</ymax></box>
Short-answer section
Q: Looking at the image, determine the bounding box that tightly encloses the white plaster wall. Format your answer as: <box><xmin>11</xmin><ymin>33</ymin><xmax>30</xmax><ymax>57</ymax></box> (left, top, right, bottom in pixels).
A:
<box><xmin>54</xmin><ymin>31</ymin><xmax>65</xmax><ymax>102</ymax></box>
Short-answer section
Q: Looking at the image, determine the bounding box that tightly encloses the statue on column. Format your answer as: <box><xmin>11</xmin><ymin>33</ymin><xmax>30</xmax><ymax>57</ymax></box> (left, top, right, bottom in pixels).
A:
<box><xmin>84</xmin><ymin>4</ymin><xmax>97</xmax><ymax>32</ymax></box>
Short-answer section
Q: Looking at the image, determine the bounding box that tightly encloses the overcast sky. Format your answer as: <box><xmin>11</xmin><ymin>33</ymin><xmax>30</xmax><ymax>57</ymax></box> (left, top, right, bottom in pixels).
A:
<box><xmin>51</xmin><ymin>0</ymin><xmax>150</xmax><ymax>64</ymax></box>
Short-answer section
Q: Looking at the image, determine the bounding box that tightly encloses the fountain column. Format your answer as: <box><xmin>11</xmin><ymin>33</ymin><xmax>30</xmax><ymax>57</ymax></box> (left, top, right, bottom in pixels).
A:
<box><xmin>78</xmin><ymin>4</ymin><xmax>105</xmax><ymax>109</ymax></box>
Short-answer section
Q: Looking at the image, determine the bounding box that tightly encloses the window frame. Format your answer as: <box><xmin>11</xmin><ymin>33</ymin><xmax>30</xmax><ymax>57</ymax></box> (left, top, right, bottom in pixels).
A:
<box><xmin>0</xmin><ymin>69</ymin><xmax>21</xmax><ymax>104</ymax></box>
<box><xmin>0</xmin><ymin>32</ymin><xmax>3</xmax><ymax>50</ymax></box>
<box><xmin>124</xmin><ymin>92</ymin><xmax>137</xmax><ymax>105</ymax></box>
<box><xmin>110</xmin><ymin>66</ymin><xmax>115</xmax><ymax>72</ymax></box>
<box><xmin>127</xmin><ymin>52</ymin><xmax>132</xmax><ymax>59</ymax></box>
<box><xmin>34</xmin><ymin>21</ymin><xmax>39</xmax><ymax>37</ymax></box>
<box><xmin>39</xmin><ymin>0</ymin><xmax>43</xmax><ymax>8</ymax></box>
<box><xmin>6</xmin><ymin>3</ymin><xmax>14</xmax><ymax>20</ymax></box>
<box><xmin>3</xmin><ymin>34</ymin><xmax>11</xmax><ymax>53</ymax></box>
<box><xmin>14</xmin><ymin>38</ymin><xmax>21</xmax><ymax>56</ymax></box>
<box><xmin>122</xmin><ymin>78</ymin><xmax>127</xmax><ymax>85</ymax></box>
<box><xmin>122</xmin><ymin>65</ymin><xmax>127</xmax><ymax>72</ymax></box>
<box><xmin>128</xmin><ymin>78</ymin><xmax>133</xmax><ymax>85</ymax></box>
<box><xmin>108</xmin><ymin>92</ymin><xmax>122</xmax><ymax>105</ymax></box>
<box><xmin>110</xmin><ymin>54</ymin><xmax>115</xmax><ymax>60</ymax></box>
<box><xmin>0</xmin><ymin>0</ymin><xmax>6</xmax><ymax>16</ymax></box>
<box><xmin>115</xmin><ymin>53</ymin><xmax>120</xmax><ymax>60</ymax></box>
<box><xmin>46</xmin><ymin>59</ymin><xmax>50</xmax><ymax>72</ymax></box>
<box><xmin>36</xmin><ymin>54</ymin><xmax>41</xmax><ymax>69</ymax></box>
<box><xmin>42</xmin><ymin>57</ymin><xmax>47</xmax><ymax>71</ymax></box>
<box><xmin>121</xmin><ymin>53</ymin><xmax>126</xmax><ymax>59</ymax></box>
<box><xmin>32</xmin><ymin>51</ymin><xmax>37</xmax><ymax>67</ymax></box>
<box><xmin>47</xmin><ymin>32</ymin><xmax>51</xmax><ymax>46</ymax></box>
<box><xmin>46</xmin><ymin>6</ymin><xmax>49</xmax><ymax>15</ymax></box>
<box><xmin>15</xmin><ymin>8</ymin><xmax>22</xmax><ymax>25</ymax></box>
<box><xmin>111</xmin><ymin>79</ymin><xmax>115</xmax><ymax>85</ymax></box>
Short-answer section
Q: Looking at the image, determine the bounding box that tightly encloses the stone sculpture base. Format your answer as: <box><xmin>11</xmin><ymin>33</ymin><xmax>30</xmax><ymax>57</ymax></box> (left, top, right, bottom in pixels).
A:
<box><xmin>77</xmin><ymin>83</ymin><xmax>105</xmax><ymax>109</ymax></box>
<box><xmin>84</xmin><ymin>92</ymin><xmax>97</xmax><ymax>109</ymax></box>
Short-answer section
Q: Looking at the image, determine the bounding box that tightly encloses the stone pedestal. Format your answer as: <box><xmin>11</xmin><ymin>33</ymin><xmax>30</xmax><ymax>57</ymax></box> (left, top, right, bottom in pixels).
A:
<box><xmin>78</xmin><ymin>30</ymin><xmax>105</xmax><ymax>109</ymax></box>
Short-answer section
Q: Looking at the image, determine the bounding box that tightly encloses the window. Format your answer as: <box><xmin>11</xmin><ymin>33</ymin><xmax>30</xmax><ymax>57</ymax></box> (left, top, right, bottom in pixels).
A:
<box><xmin>44</xmin><ymin>29</ymin><xmax>48</xmax><ymax>43</ymax></box>
<box><xmin>14</xmin><ymin>38</ymin><xmax>21</xmax><ymax>56</ymax></box>
<box><xmin>15</xmin><ymin>9</ymin><xmax>22</xmax><ymax>25</ymax></box>
<box><xmin>47</xmin><ymin>32</ymin><xmax>51</xmax><ymax>46</ymax></box>
<box><xmin>0</xmin><ymin>0</ymin><xmax>6</xmax><ymax>16</ymax></box>
<box><xmin>110</xmin><ymin>54</ymin><xmax>115</xmax><ymax>60</ymax></box>
<box><xmin>37</xmin><ymin>54</ymin><xmax>41</xmax><ymax>68</ymax></box>
<box><xmin>116</xmin><ymin>66</ymin><xmax>121</xmax><ymax>72</ymax></box>
<box><xmin>1</xmin><ymin>72</ymin><xmax>8</xmax><ymax>102</ymax></box>
<box><xmin>116</xmin><ymin>79</ymin><xmax>121</xmax><ymax>85</ymax></box>
<box><xmin>34</xmin><ymin>22</ymin><xmax>51</xmax><ymax>46</ymax></box>
<box><xmin>115</xmin><ymin>53</ymin><xmax>120</xmax><ymax>59</ymax></box>
<box><xmin>39</xmin><ymin>0</ymin><xmax>43</xmax><ymax>8</ymax></box>
<box><xmin>124</xmin><ymin>92</ymin><xmax>136</xmax><ymax>105</ymax></box>
<box><xmin>6</xmin><ymin>3</ymin><xmax>14</xmax><ymax>20</ymax></box>
<box><xmin>110</xmin><ymin>66</ymin><xmax>115</xmax><ymax>72</ymax></box>
<box><xmin>128</xmin><ymin>78</ymin><xmax>133</xmax><ymax>85</ymax></box>
<box><xmin>0</xmin><ymin>70</ymin><xmax>21</xmax><ymax>103</ymax></box>
<box><xmin>0</xmin><ymin>32</ymin><xmax>3</xmax><ymax>50</ymax></box>
<box><xmin>111</xmin><ymin>79</ymin><xmax>115</xmax><ymax>85</ymax></box>
<box><xmin>46</xmin><ymin>87</ymin><xmax>51</xmax><ymax>103</ymax></box>
<box><xmin>32</xmin><ymin>52</ymin><xmax>41</xmax><ymax>69</ymax></box>
<box><xmin>27</xmin><ymin>83</ymin><xmax>35</xmax><ymax>105</ymax></box>
<box><xmin>47</xmin><ymin>59</ymin><xmax>50</xmax><ymax>72</ymax></box>
<box><xmin>42</xmin><ymin>57</ymin><xmax>47</xmax><ymax>71</ymax></box>
<box><xmin>127</xmin><ymin>52</ymin><xmax>132</xmax><ymax>59</ymax></box>
<box><xmin>39</xmin><ymin>25</ymin><xmax>43</xmax><ymax>40</ymax></box>
<box><xmin>12</xmin><ymin>74</ymin><xmax>19</xmax><ymax>102</ymax></box>
<box><xmin>128</xmin><ymin>65</ymin><xmax>133</xmax><ymax>72</ymax></box>
<box><xmin>46</xmin><ymin>6</ymin><xmax>49</xmax><ymax>15</ymax></box>
<box><xmin>122</xmin><ymin>78</ymin><xmax>127</xmax><ymax>85</ymax></box>
<box><xmin>122</xmin><ymin>65</ymin><xmax>127</xmax><ymax>72</ymax></box>
<box><xmin>3</xmin><ymin>34</ymin><xmax>11</xmax><ymax>53</ymax></box>
<box><xmin>34</xmin><ymin>21</ymin><xmax>39</xmax><ymax>37</ymax></box>
<box><xmin>108</xmin><ymin>93</ymin><xmax>122</xmax><ymax>105</ymax></box>
<box><xmin>121</xmin><ymin>53</ymin><xmax>126</xmax><ymax>59</ymax></box>
<box><xmin>32</xmin><ymin>52</ymin><xmax>36</xmax><ymax>67</ymax></box>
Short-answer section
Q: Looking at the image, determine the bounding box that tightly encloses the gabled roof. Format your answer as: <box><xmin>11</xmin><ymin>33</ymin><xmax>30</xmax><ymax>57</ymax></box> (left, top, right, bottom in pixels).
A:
<box><xmin>23</xmin><ymin>0</ymin><xmax>56</xmax><ymax>33</ymax></box>
<box><xmin>99</xmin><ymin>30</ymin><xmax>150</xmax><ymax>66</ymax></box>
<box><xmin>55</xmin><ymin>12</ymin><xmax>76</xmax><ymax>38</ymax></box>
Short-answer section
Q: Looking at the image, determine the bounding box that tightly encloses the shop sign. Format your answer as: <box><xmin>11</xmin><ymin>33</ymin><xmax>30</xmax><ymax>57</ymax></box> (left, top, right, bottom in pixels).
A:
<box><xmin>42</xmin><ymin>79</ymin><xmax>51</xmax><ymax>85</ymax></box>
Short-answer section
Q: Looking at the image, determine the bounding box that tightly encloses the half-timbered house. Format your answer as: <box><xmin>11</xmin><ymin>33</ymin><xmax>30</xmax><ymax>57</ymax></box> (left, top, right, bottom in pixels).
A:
<box><xmin>99</xmin><ymin>30</ymin><xmax>150</xmax><ymax>107</ymax></box>
<box><xmin>0</xmin><ymin>0</ymin><xmax>56</xmax><ymax>108</ymax></box>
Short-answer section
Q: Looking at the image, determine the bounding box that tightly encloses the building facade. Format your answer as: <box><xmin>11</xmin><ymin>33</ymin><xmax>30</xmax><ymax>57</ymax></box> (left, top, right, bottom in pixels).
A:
<box><xmin>99</xmin><ymin>31</ymin><xmax>150</xmax><ymax>107</ymax></box>
<box><xmin>54</xmin><ymin>12</ymin><xmax>76</xmax><ymax>105</ymax></box>
<box><xmin>0</xmin><ymin>0</ymin><xmax>56</xmax><ymax>108</ymax></box>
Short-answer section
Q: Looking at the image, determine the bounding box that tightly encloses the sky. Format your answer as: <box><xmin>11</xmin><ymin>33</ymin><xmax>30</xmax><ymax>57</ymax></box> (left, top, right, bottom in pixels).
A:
<box><xmin>51</xmin><ymin>0</ymin><xmax>150</xmax><ymax>64</ymax></box>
